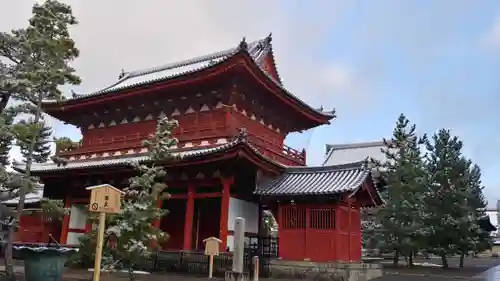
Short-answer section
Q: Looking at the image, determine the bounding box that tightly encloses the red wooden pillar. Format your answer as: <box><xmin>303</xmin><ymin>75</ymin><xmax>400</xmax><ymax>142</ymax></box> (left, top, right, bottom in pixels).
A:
<box><xmin>219</xmin><ymin>176</ymin><xmax>233</xmax><ymax>252</ymax></box>
<box><xmin>348</xmin><ymin>199</ymin><xmax>352</xmax><ymax>261</ymax></box>
<box><xmin>335</xmin><ymin>203</ymin><xmax>343</xmax><ymax>261</ymax></box>
<box><xmin>183</xmin><ymin>184</ymin><xmax>195</xmax><ymax>250</ymax></box>
<box><xmin>60</xmin><ymin>197</ymin><xmax>71</xmax><ymax>244</ymax></box>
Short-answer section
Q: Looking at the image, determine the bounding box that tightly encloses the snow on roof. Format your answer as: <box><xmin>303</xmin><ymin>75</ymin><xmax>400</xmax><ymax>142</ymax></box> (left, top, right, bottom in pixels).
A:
<box><xmin>3</xmin><ymin>188</ymin><xmax>44</xmax><ymax>205</ymax></box>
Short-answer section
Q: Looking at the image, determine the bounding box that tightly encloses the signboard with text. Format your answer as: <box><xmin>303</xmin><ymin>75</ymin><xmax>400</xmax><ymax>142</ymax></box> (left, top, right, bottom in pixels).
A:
<box><xmin>86</xmin><ymin>184</ymin><xmax>123</xmax><ymax>214</ymax></box>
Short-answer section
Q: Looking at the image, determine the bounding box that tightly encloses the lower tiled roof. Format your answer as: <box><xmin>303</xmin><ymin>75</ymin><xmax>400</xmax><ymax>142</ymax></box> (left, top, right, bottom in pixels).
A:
<box><xmin>255</xmin><ymin>161</ymin><xmax>369</xmax><ymax>196</ymax></box>
<box><xmin>3</xmin><ymin>188</ymin><xmax>43</xmax><ymax>205</ymax></box>
<box><xmin>14</xmin><ymin>147</ymin><xmax>217</xmax><ymax>172</ymax></box>
<box><xmin>13</xmin><ymin>139</ymin><xmax>286</xmax><ymax>173</ymax></box>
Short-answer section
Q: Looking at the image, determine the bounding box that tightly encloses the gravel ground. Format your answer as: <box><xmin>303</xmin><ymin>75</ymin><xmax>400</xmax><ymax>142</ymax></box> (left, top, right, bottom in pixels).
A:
<box><xmin>376</xmin><ymin>257</ymin><xmax>500</xmax><ymax>281</ymax></box>
<box><xmin>4</xmin><ymin>257</ymin><xmax>500</xmax><ymax>281</ymax></box>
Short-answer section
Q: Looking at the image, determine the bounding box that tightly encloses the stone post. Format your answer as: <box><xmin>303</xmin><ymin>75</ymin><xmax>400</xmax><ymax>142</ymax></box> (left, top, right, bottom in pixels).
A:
<box><xmin>225</xmin><ymin>217</ymin><xmax>249</xmax><ymax>281</ymax></box>
<box><xmin>233</xmin><ymin>217</ymin><xmax>245</xmax><ymax>273</ymax></box>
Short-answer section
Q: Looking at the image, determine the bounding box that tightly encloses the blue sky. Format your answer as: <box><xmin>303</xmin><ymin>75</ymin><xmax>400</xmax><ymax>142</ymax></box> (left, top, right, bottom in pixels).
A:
<box><xmin>2</xmin><ymin>1</ymin><xmax>500</xmax><ymax>206</ymax></box>
<box><xmin>284</xmin><ymin>0</ymin><xmax>500</xmax><ymax>206</ymax></box>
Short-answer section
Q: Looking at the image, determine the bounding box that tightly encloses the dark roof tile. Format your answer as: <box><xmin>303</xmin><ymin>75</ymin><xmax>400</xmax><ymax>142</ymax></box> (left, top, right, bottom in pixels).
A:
<box><xmin>256</xmin><ymin>161</ymin><xmax>369</xmax><ymax>196</ymax></box>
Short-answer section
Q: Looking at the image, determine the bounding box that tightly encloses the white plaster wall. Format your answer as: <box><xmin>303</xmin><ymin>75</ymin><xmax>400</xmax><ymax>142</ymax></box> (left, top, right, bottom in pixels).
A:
<box><xmin>227</xmin><ymin>197</ymin><xmax>259</xmax><ymax>233</ymax></box>
<box><xmin>67</xmin><ymin>232</ymin><xmax>84</xmax><ymax>245</ymax></box>
<box><xmin>68</xmin><ymin>204</ymin><xmax>88</xmax><ymax>229</ymax></box>
<box><xmin>226</xmin><ymin>235</ymin><xmax>251</xmax><ymax>251</ymax></box>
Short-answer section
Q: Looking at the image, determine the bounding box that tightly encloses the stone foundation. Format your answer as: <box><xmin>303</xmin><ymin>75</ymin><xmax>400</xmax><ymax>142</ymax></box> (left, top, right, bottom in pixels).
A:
<box><xmin>268</xmin><ymin>259</ymin><xmax>383</xmax><ymax>281</ymax></box>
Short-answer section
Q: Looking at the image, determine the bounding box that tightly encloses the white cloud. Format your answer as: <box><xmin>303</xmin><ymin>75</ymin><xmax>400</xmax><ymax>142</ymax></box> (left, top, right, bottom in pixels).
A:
<box><xmin>480</xmin><ymin>12</ymin><xmax>500</xmax><ymax>51</ymax></box>
<box><xmin>322</xmin><ymin>64</ymin><xmax>355</xmax><ymax>93</ymax></box>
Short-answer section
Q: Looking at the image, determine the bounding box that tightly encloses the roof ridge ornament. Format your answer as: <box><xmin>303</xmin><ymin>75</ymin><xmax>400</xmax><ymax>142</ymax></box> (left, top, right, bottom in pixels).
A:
<box><xmin>233</xmin><ymin>127</ymin><xmax>248</xmax><ymax>143</ymax></box>
<box><xmin>265</xmin><ymin>33</ymin><xmax>272</xmax><ymax>44</ymax></box>
<box><xmin>118</xmin><ymin>69</ymin><xmax>126</xmax><ymax>79</ymax></box>
<box><xmin>238</xmin><ymin>37</ymin><xmax>248</xmax><ymax>51</ymax></box>
<box><xmin>70</xmin><ymin>89</ymin><xmax>82</xmax><ymax>99</ymax></box>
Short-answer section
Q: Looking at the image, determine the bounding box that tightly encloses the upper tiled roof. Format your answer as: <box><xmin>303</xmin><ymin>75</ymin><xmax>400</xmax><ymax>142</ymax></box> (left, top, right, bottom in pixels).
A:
<box><xmin>13</xmin><ymin>138</ymin><xmax>286</xmax><ymax>173</ymax></box>
<box><xmin>68</xmin><ymin>36</ymin><xmax>277</xmax><ymax>99</ymax></box>
<box><xmin>255</xmin><ymin>161</ymin><xmax>370</xmax><ymax>196</ymax></box>
<box><xmin>44</xmin><ymin>34</ymin><xmax>334</xmax><ymax>118</ymax></box>
<box><xmin>323</xmin><ymin>141</ymin><xmax>390</xmax><ymax>166</ymax></box>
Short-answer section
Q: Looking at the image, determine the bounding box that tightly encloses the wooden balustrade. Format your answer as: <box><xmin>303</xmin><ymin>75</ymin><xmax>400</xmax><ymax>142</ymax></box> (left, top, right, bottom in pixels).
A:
<box><xmin>58</xmin><ymin>109</ymin><xmax>306</xmax><ymax>166</ymax></box>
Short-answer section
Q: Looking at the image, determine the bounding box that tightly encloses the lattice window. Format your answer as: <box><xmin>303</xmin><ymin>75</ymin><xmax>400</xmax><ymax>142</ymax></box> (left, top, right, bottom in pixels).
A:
<box><xmin>281</xmin><ymin>207</ymin><xmax>306</xmax><ymax>229</ymax></box>
<box><xmin>309</xmin><ymin>208</ymin><xmax>335</xmax><ymax>230</ymax></box>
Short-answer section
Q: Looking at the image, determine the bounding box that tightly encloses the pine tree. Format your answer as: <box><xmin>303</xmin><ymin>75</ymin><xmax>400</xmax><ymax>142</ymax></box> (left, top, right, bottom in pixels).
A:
<box><xmin>12</xmin><ymin>120</ymin><xmax>52</xmax><ymax>163</ymax></box>
<box><xmin>372</xmin><ymin>114</ymin><xmax>427</xmax><ymax>266</ymax></box>
<box><xmin>361</xmin><ymin>209</ymin><xmax>384</xmax><ymax>254</ymax></box>
<box><xmin>455</xmin><ymin>163</ymin><xmax>491</xmax><ymax>267</ymax></box>
<box><xmin>262</xmin><ymin>210</ymin><xmax>278</xmax><ymax>236</ymax></box>
<box><xmin>0</xmin><ymin>1</ymin><xmax>80</xmax><ymax>279</ymax></box>
<box><xmin>0</xmin><ymin>111</ymin><xmax>14</xmax><ymax>166</ymax></box>
<box><xmin>78</xmin><ymin>117</ymin><xmax>178</xmax><ymax>281</ymax></box>
<box><xmin>421</xmin><ymin>129</ymin><xmax>467</xmax><ymax>268</ymax></box>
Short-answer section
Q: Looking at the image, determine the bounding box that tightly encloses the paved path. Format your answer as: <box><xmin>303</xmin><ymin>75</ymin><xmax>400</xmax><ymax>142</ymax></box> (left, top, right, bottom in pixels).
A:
<box><xmin>475</xmin><ymin>264</ymin><xmax>500</xmax><ymax>281</ymax></box>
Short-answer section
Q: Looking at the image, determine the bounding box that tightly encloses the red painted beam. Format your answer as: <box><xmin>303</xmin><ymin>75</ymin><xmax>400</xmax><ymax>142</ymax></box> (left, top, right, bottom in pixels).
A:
<box><xmin>67</xmin><ymin>228</ymin><xmax>86</xmax><ymax>234</ymax></box>
<box><xmin>170</xmin><ymin>192</ymin><xmax>221</xmax><ymax>199</ymax></box>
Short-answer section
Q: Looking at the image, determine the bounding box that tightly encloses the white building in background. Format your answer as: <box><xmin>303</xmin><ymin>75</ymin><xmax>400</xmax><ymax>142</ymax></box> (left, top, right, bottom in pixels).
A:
<box><xmin>323</xmin><ymin>141</ymin><xmax>388</xmax><ymax>166</ymax></box>
<box><xmin>496</xmin><ymin>200</ymin><xmax>500</xmax><ymax>231</ymax></box>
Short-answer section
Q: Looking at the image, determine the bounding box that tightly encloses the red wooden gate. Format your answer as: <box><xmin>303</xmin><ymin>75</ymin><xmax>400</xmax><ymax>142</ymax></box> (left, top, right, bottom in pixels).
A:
<box><xmin>278</xmin><ymin>202</ymin><xmax>361</xmax><ymax>262</ymax></box>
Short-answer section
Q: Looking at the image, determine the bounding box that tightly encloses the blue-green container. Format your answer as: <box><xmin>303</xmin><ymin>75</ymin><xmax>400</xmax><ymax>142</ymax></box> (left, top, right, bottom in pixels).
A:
<box><xmin>13</xmin><ymin>244</ymin><xmax>79</xmax><ymax>281</ymax></box>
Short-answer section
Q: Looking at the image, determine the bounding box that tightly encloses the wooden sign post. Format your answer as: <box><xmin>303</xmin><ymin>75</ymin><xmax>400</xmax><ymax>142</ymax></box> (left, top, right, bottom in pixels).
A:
<box><xmin>203</xmin><ymin>237</ymin><xmax>222</xmax><ymax>279</ymax></box>
<box><xmin>86</xmin><ymin>184</ymin><xmax>124</xmax><ymax>281</ymax></box>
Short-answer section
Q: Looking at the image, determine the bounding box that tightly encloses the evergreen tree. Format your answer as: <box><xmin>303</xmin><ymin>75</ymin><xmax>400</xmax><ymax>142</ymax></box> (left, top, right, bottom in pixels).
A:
<box><xmin>0</xmin><ymin>111</ymin><xmax>14</xmax><ymax>166</ymax></box>
<box><xmin>455</xmin><ymin>163</ymin><xmax>491</xmax><ymax>267</ymax></box>
<box><xmin>372</xmin><ymin>114</ymin><xmax>427</xmax><ymax>266</ymax></box>
<box><xmin>77</xmin><ymin>117</ymin><xmax>178</xmax><ymax>281</ymax></box>
<box><xmin>361</xmin><ymin>209</ymin><xmax>384</xmax><ymax>255</ymax></box>
<box><xmin>262</xmin><ymin>210</ymin><xmax>278</xmax><ymax>236</ymax></box>
<box><xmin>0</xmin><ymin>1</ymin><xmax>80</xmax><ymax>279</ymax></box>
<box><xmin>421</xmin><ymin>129</ymin><xmax>467</xmax><ymax>268</ymax></box>
<box><xmin>12</xmin><ymin>120</ymin><xmax>52</xmax><ymax>163</ymax></box>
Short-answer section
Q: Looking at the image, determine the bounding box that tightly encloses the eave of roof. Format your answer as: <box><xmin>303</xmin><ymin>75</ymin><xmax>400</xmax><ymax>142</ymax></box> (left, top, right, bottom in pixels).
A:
<box><xmin>41</xmin><ymin>35</ymin><xmax>334</xmax><ymax>121</ymax></box>
<box><xmin>325</xmin><ymin>141</ymin><xmax>386</xmax><ymax>154</ymax></box>
<box><xmin>255</xmin><ymin>161</ymin><xmax>374</xmax><ymax>197</ymax></box>
<box><xmin>479</xmin><ymin>216</ymin><xmax>497</xmax><ymax>232</ymax></box>
<box><xmin>3</xmin><ymin>188</ymin><xmax>44</xmax><ymax>205</ymax></box>
<box><xmin>12</xmin><ymin>138</ymin><xmax>286</xmax><ymax>173</ymax></box>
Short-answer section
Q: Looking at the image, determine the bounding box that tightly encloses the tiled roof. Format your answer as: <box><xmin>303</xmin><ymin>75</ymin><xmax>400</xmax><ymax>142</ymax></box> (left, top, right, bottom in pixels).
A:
<box><xmin>43</xmin><ymin>34</ymin><xmax>334</xmax><ymax>118</ymax></box>
<box><xmin>3</xmin><ymin>188</ymin><xmax>44</xmax><ymax>205</ymax></box>
<box><xmin>323</xmin><ymin>140</ymin><xmax>391</xmax><ymax>166</ymax></box>
<box><xmin>13</xmin><ymin>139</ymin><xmax>286</xmax><ymax>173</ymax></box>
<box><xmin>255</xmin><ymin>161</ymin><xmax>370</xmax><ymax>196</ymax></box>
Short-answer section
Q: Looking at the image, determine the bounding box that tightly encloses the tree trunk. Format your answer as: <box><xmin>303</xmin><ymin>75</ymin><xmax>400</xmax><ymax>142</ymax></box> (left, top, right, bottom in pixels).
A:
<box><xmin>4</xmin><ymin>96</ymin><xmax>43</xmax><ymax>281</ymax></box>
<box><xmin>0</xmin><ymin>92</ymin><xmax>10</xmax><ymax>115</ymax></box>
<box><xmin>408</xmin><ymin>252</ymin><xmax>414</xmax><ymax>267</ymax></box>
<box><xmin>128</xmin><ymin>267</ymin><xmax>137</xmax><ymax>281</ymax></box>
<box><xmin>3</xmin><ymin>236</ymin><xmax>16</xmax><ymax>281</ymax></box>
<box><xmin>441</xmin><ymin>254</ymin><xmax>448</xmax><ymax>269</ymax></box>
<box><xmin>459</xmin><ymin>253</ymin><xmax>465</xmax><ymax>268</ymax></box>
<box><xmin>392</xmin><ymin>250</ymin><xmax>400</xmax><ymax>267</ymax></box>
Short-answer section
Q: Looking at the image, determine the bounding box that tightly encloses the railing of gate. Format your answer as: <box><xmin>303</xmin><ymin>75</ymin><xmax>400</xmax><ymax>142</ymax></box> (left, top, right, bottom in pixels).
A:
<box><xmin>65</xmin><ymin>237</ymin><xmax>279</xmax><ymax>278</ymax></box>
<box><xmin>140</xmin><ymin>236</ymin><xmax>278</xmax><ymax>277</ymax></box>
